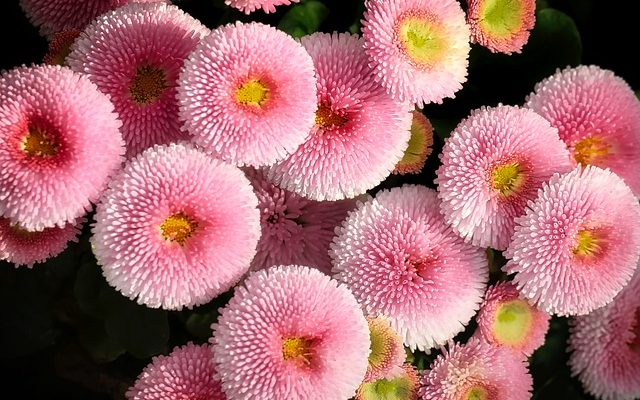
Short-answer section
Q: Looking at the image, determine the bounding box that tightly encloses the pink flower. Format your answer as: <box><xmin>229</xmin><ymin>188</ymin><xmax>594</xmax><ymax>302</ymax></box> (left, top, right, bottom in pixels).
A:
<box><xmin>246</xmin><ymin>167</ymin><xmax>355</xmax><ymax>275</ymax></box>
<box><xmin>362</xmin><ymin>0</ymin><xmax>470</xmax><ymax>106</ymax></box>
<box><xmin>268</xmin><ymin>32</ymin><xmax>412</xmax><ymax>201</ymax></box>
<box><xmin>92</xmin><ymin>143</ymin><xmax>260</xmax><ymax>310</ymax></box>
<box><xmin>179</xmin><ymin>22</ymin><xmax>317</xmax><ymax>167</ymax></box>
<box><xmin>126</xmin><ymin>343</ymin><xmax>226</xmax><ymax>400</ymax></box>
<box><xmin>43</xmin><ymin>29</ymin><xmax>80</xmax><ymax>65</ymax></box>
<box><xmin>357</xmin><ymin>364</ymin><xmax>420</xmax><ymax>400</ymax></box>
<box><xmin>568</xmin><ymin>271</ymin><xmax>640</xmax><ymax>400</ymax></box>
<box><xmin>436</xmin><ymin>105</ymin><xmax>572</xmax><ymax>250</ymax></box>
<box><xmin>504</xmin><ymin>166</ymin><xmax>640</xmax><ymax>316</ymax></box>
<box><xmin>212</xmin><ymin>265</ymin><xmax>370</xmax><ymax>400</ymax></box>
<box><xmin>68</xmin><ymin>2</ymin><xmax>208</xmax><ymax>158</ymax></box>
<box><xmin>0</xmin><ymin>217</ymin><xmax>83</xmax><ymax>267</ymax></box>
<box><xmin>364</xmin><ymin>316</ymin><xmax>406</xmax><ymax>382</ymax></box>
<box><xmin>19</xmin><ymin>0</ymin><xmax>164</xmax><ymax>36</ymax></box>
<box><xmin>331</xmin><ymin>185</ymin><xmax>488</xmax><ymax>351</ymax></box>
<box><xmin>225</xmin><ymin>0</ymin><xmax>300</xmax><ymax>14</ymax></box>
<box><xmin>393</xmin><ymin>111</ymin><xmax>434</xmax><ymax>175</ymax></box>
<box><xmin>466</xmin><ymin>0</ymin><xmax>536</xmax><ymax>54</ymax></box>
<box><xmin>526</xmin><ymin>65</ymin><xmax>640</xmax><ymax>195</ymax></box>
<box><xmin>474</xmin><ymin>281</ymin><xmax>550</xmax><ymax>357</ymax></box>
<box><xmin>419</xmin><ymin>338</ymin><xmax>532</xmax><ymax>400</ymax></box>
<box><xmin>0</xmin><ymin>65</ymin><xmax>124</xmax><ymax>230</ymax></box>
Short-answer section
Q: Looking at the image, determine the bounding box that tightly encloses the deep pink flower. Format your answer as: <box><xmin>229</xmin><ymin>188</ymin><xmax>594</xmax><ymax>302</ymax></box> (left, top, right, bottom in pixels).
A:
<box><xmin>92</xmin><ymin>143</ymin><xmax>260</xmax><ymax>310</ymax></box>
<box><xmin>43</xmin><ymin>29</ymin><xmax>80</xmax><ymax>65</ymax></box>
<box><xmin>393</xmin><ymin>111</ymin><xmax>434</xmax><ymax>175</ymax></box>
<box><xmin>225</xmin><ymin>0</ymin><xmax>300</xmax><ymax>14</ymax></box>
<box><xmin>364</xmin><ymin>316</ymin><xmax>406</xmax><ymax>382</ymax></box>
<box><xmin>268</xmin><ymin>32</ymin><xmax>412</xmax><ymax>201</ymax></box>
<box><xmin>331</xmin><ymin>185</ymin><xmax>488</xmax><ymax>351</ymax></box>
<box><xmin>179</xmin><ymin>22</ymin><xmax>317</xmax><ymax>167</ymax></box>
<box><xmin>212</xmin><ymin>265</ymin><xmax>370</xmax><ymax>400</ymax></box>
<box><xmin>0</xmin><ymin>65</ymin><xmax>124</xmax><ymax>230</ymax></box>
<box><xmin>362</xmin><ymin>0</ymin><xmax>470</xmax><ymax>106</ymax></box>
<box><xmin>504</xmin><ymin>166</ymin><xmax>640</xmax><ymax>316</ymax></box>
<box><xmin>126</xmin><ymin>343</ymin><xmax>226</xmax><ymax>400</ymax></box>
<box><xmin>526</xmin><ymin>65</ymin><xmax>640</xmax><ymax>195</ymax></box>
<box><xmin>436</xmin><ymin>105</ymin><xmax>572</xmax><ymax>250</ymax></box>
<box><xmin>357</xmin><ymin>364</ymin><xmax>420</xmax><ymax>400</ymax></box>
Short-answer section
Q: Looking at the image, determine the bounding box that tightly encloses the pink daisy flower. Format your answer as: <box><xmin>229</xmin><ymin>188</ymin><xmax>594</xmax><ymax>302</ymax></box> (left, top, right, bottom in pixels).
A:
<box><xmin>466</xmin><ymin>0</ymin><xmax>536</xmax><ymax>54</ymax></box>
<box><xmin>419</xmin><ymin>338</ymin><xmax>533</xmax><ymax>400</ymax></box>
<box><xmin>0</xmin><ymin>217</ymin><xmax>83</xmax><ymax>268</ymax></box>
<box><xmin>569</xmin><ymin>271</ymin><xmax>640</xmax><ymax>400</ymax></box>
<box><xmin>20</xmin><ymin>0</ymin><xmax>164</xmax><ymax>36</ymax></box>
<box><xmin>225</xmin><ymin>0</ymin><xmax>300</xmax><ymax>14</ymax></box>
<box><xmin>362</xmin><ymin>0</ymin><xmax>471</xmax><ymax>106</ymax></box>
<box><xmin>393</xmin><ymin>111</ymin><xmax>434</xmax><ymax>175</ymax></box>
<box><xmin>212</xmin><ymin>265</ymin><xmax>370</xmax><ymax>400</ymax></box>
<box><xmin>267</xmin><ymin>32</ymin><xmax>412</xmax><ymax>201</ymax></box>
<box><xmin>67</xmin><ymin>2</ymin><xmax>208</xmax><ymax>158</ymax></box>
<box><xmin>436</xmin><ymin>105</ymin><xmax>572</xmax><ymax>250</ymax></box>
<box><xmin>364</xmin><ymin>316</ymin><xmax>406</xmax><ymax>382</ymax></box>
<box><xmin>331</xmin><ymin>185</ymin><xmax>488</xmax><ymax>351</ymax></box>
<box><xmin>0</xmin><ymin>65</ymin><xmax>124</xmax><ymax>230</ymax></box>
<box><xmin>246</xmin><ymin>167</ymin><xmax>355</xmax><ymax>275</ymax></box>
<box><xmin>126</xmin><ymin>343</ymin><xmax>225</xmax><ymax>400</ymax></box>
<box><xmin>474</xmin><ymin>281</ymin><xmax>550</xmax><ymax>357</ymax></box>
<box><xmin>92</xmin><ymin>143</ymin><xmax>260</xmax><ymax>310</ymax></box>
<box><xmin>504</xmin><ymin>166</ymin><xmax>640</xmax><ymax>316</ymax></box>
<box><xmin>357</xmin><ymin>364</ymin><xmax>420</xmax><ymax>400</ymax></box>
<box><xmin>43</xmin><ymin>29</ymin><xmax>80</xmax><ymax>65</ymax></box>
<box><xmin>178</xmin><ymin>22</ymin><xmax>317</xmax><ymax>167</ymax></box>
<box><xmin>525</xmin><ymin>65</ymin><xmax>640</xmax><ymax>195</ymax></box>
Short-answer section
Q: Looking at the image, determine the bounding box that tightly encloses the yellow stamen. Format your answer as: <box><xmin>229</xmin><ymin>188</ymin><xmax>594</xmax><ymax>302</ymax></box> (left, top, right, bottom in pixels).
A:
<box><xmin>315</xmin><ymin>104</ymin><xmax>348</xmax><ymax>128</ymax></box>
<box><xmin>572</xmin><ymin>229</ymin><xmax>602</xmax><ymax>257</ymax></box>
<box><xmin>282</xmin><ymin>336</ymin><xmax>314</xmax><ymax>365</ymax></box>
<box><xmin>573</xmin><ymin>136</ymin><xmax>610</xmax><ymax>166</ymax></box>
<box><xmin>21</xmin><ymin>126</ymin><xmax>58</xmax><ymax>157</ymax></box>
<box><xmin>235</xmin><ymin>79</ymin><xmax>270</xmax><ymax>107</ymax></box>
<box><xmin>491</xmin><ymin>162</ymin><xmax>525</xmax><ymax>196</ymax></box>
<box><xmin>160</xmin><ymin>212</ymin><xmax>198</xmax><ymax>245</ymax></box>
<box><xmin>129</xmin><ymin>65</ymin><xmax>167</xmax><ymax>104</ymax></box>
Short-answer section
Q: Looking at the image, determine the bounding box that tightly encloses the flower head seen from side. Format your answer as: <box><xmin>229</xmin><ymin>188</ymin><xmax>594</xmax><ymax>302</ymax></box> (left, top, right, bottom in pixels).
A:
<box><xmin>67</xmin><ymin>2</ymin><xmax>208</xmax><ymax>158</ymax></box>
<box><xmin>365</xmin><ymin>316</ymin><xmax>406</xmax><ymax>382</ymax></box>
<box><xmin>268</xmin><ymin>32</ymin><xmax>412</xmax><ymax>201</ymax></box>
<box><xmin>474</xmin><ymin>281</ymin><xmax>550</xmax><ymax>357</ymax></box>
<box><xmin>362</xmin><ymin>0</ymin><xmax>470</xmax><ymax>106</ymax></box>
<box><xmin>419</xmin><ymin>338</ymin><xmax>532</xmax><ymax>400</ymax></box>
<box><xmin>43</xmin><ymin>29</ymin><xmax>80</xmax><ymax>65</ymax></box>
<box><xmin>436</xmin><ymin>105</ymin><xmax>572</xmax><ymax>250</ymax></box>
<box><xmin>0</xmin><ymin>217</ymin><xmax>83</xmax><ymax>268</ymax></box>
<box><xmin>246</xmin><ymin>167</ymin><xmax>355</xmax><ymax>275</ymax></box>
<box><xmin>569</xmin><ymin>271</ymin><xmax>640</xmax><ymax>400</ymax></box>
<box><xmin>211</xmin><ymin>265</ymin><xmax>370</xmax><ymax>400</ymax></box>
<box><xmin>466</xmin><ymin>0</ymin><xmax>536</xmax><ymax>54</ymax></box>
<box><xmin>0</xmin><ymin>65</ymin><xmax>124</xmax><ymax>230</ymax></box>
<box><xmin>126</xmin><ymin>343</ymin><xmax>226</xmax><ymax>400</ymax></box>
<box><xmin>504</xmin><ymin>166</ymin><xmax>640</xmax><ymax>316</ymax></box>
<box><xmin>331</xmin><ymin>185</ymin><xmax>488</xmax><ymax>351</ymax></box>
<box><xmin>92</xmin><ymin>143</ymin><xmax>260</xmax><ymax>310</ymax></box>
<box><xmin>225</xmin><ymin>0</ymin><xmax>300</xmax><ymax>14</ymax></box>
<box><xmin>357</xmin><ymin>364</ymin><xmax>420</xmax><ymax>400</ymax></box>
<box><xmin>526</xmin><ymin>65</ymin><xmax>640</xmax><ymax>195</ymax></box>
<box><xmin>179</xmin><ymin>22</ymin><xmax>317</xmax><ymax>167</ymax></box>
<box><xmin>394</xmin><ymin>111</ymin><xmax>434</xmax><ymax>175</ymax></box>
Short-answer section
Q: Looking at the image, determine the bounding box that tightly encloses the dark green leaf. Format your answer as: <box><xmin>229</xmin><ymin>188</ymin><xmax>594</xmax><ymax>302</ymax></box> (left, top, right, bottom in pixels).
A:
<box><xmin>185</xmin><ymin>311</ymin><xmax>218</xmax><ymax>339</ymax></box>
<box><xmin>77</xmin><ymin>319</ymin><xmax>125</xmax><ymax>363</ymax></box>
<box><xmin>73</xmin><ymin>255</ymin><xmax>107</xmax><ymax>318</ymax></box>
<box><xmin>430</xmin><ymin>118</ymin><xmax>458</xmax><ymax>140</ymax></box>
<box><xmin>278</xmin><ymin>0</ymin><xmax>329</xmax><ymax>38</ymax></box>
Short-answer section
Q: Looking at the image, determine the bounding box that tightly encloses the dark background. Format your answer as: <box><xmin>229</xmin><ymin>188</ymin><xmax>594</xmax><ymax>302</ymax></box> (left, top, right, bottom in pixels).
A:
<box><xmin>0</xmin><ymin>0</ymin><xmax>638</xmax><ymax>399</ymax></box>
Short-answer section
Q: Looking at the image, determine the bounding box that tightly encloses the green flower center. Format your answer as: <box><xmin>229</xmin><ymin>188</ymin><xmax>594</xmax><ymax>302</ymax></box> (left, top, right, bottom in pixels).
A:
<box><xmin>480</xmin><ymin>0</ymin><xmax>524</xmax><ymax>37</ymax></box>
<box><xmin>397</xmin><ymin>14</ymin><xmax>446</xmax><ymax>66</ymax></box>
<box><xmin>493</xmin><ymin>299</ymin><xmax>533</xmax><ymax>345</ymax></box>
<box><xmin>491</xmin><ymin>161</ymin><xmax>525</xmax><ymax>196</ymax></box>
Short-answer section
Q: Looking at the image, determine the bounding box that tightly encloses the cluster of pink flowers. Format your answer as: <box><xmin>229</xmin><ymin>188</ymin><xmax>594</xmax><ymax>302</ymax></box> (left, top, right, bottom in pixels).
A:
<box><xmin>3</xmin><ymin>1</ymin><xmax>640</xmax><ymax>399</ymax></box>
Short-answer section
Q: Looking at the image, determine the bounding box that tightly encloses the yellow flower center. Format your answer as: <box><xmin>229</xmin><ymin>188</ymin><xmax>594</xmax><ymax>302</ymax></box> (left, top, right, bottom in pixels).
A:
<box><xmin>315</xmin><ymin>104</ymin><xmax>348</xmax><ymax>129</ymax></box>
<box><xmin>160</xmin><ymin>212</ymin><xmax>198</xmax><ymax>245</ymax></box>
<box><xmin>397</xmin><ymin>14</ymin><xmax>446</xmax><ymax>67</ymax></box>
<box><xmin>491</xmin><ymin>162</ymin><xmax>525</xmax><ymax>196</ymax></box>
<box><xmin>130</xmin><ymin>65</ymin><xmax>167</xmax><ymax>104</ymax></box>
<box><xmin>465</xmin><ymin>386</ymin><xmax>489</xmax><ymax>400</ymax></box>
<box><xmin>573</xmin><ymin>136</ymin><xmax>610</xmax><ymax>166</ymax></box>
<box><xmin>572</xmin><ymin>229</ymin><xmax>602</xmax><ymax>257</ymax></box>
<box><xmin>235</xmin><ymin>79</ymin><xmax>270</xmax><ymax>107</ymax></box>
<box><xmin>21</xmin><ymin>126</ymin><xmax>58</xmax><ymax>157</ymax></box>
<box><xmin>479</xmin><ymin>0</ymin><xmax>524</xmax><ymax>37</ymax></box>
<box><xmin>493</xmin><ymin>299</ymin><xmax>533</xmax><ymax>346</ymax></box>
<box><xmin>282</xmin><ymin>336</ymin><xmax>314</xmax><ymax>365</ymax></box>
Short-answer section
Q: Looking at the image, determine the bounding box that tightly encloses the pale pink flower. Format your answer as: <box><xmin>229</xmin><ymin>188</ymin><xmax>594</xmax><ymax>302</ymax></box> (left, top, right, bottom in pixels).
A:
<box><xmin>225</xmin><ymin>0</ymin><xmax>299</xmax><ymax>14</ymax></box>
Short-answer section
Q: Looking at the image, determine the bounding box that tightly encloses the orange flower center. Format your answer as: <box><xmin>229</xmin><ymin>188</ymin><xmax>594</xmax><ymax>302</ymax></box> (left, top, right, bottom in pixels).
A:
<box><xmin>573</xmin><ymin>136</ymin><xmax>610</xmax><ymax>166</ymax></box>
<box><xmin>130</xmin><ymin>65</ymin><xmax>167</xmax><ymax>104</ymax></box>
<box><xmin>160</xmin><ymin>212</ymin><xmax>198</xmax><ymax>245</ymax></box>
<box><xmin>21</xmin><ymin>125</ymin><xmax>58</xmax><ymax>157</ymax></box>
<box><xmin>315</xmin><ymin>104</ymin><xmax>348</xmax><ymax>129</ymax></box>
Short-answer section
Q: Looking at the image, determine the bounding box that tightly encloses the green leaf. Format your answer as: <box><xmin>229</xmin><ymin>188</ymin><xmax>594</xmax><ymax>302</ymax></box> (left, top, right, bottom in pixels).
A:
<box><xmin>430</xmin><ymin>118</ymin><xmax>458</xmax><ymax>140</ymax></box>
<box><xmin>73</xmin><ymin>255</ymin><xmax>107</xmax><ymax>318</ymax></box>
<box><xmin>278</xmin><ymin>0</ymin><xmax>329</xmax><ymax>38</ymax></box>
<box><xmin>185</xmin><ymin>311</ymin><xmax>218</xmax><ymax>339</ymax></box>
<box><xmin>77</xmin><ymin>318</ymin><xmax>126</xmax><ymax>363</ymax></box>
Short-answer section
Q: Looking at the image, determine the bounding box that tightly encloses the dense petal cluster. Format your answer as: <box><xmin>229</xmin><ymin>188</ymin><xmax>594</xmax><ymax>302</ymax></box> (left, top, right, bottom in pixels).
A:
<box><xmin>466</xmin><ymin>0</ymin><xmax>536</xmax><ymax>54</ymax></box>
<box><xmin>268</xmin><ymin>32</ymin><xmax>412</xmax><ymax>201</ymax></box>
<box><xmin>362</xmin><ymin>0</ymin><xmax>471</xmax><ymax>106</ymax></box>
<box><xmin>419</xmin><ymin>338</ymin><xmax>532</xmax><ymax>399</ymax></box>
<box><xmin>526</xmin><ymin>65</ymin><xmax>640</xmax><ymax>195</ymax></box>
<box><xmin>43</xmin><ymin>29</ymin><xmax>80</xmax><ymax>65</ymax></box>
<box><xmin>504</xmin><ymin>166</ymin><xmax>640</xmax><ymax>315</ymax></box>
<box><xmin>126</xmin><ymin>343</ymin><xmax>226</xmax><ymax>400</ymax></box>
<box><xmin>436</xmin><ymin>105</ymin><xmax>571</xmax><ymax>250</ymax></box>
<box><xmin>357</xmin><ymin>364</ymin><xmax>420</xmax><ymax>400</ymax></box>
<box><xmin>0</xmin><ymin>65</ymin><xmax>124</xmax><ymax>230</ymax></box>
<box><xmin>68</xmin><ymin>2</ymin><xmax>208</xmax><ymax>158</ymax></box>
<box><xmin>92</xmin><ymin>143</ymin><xmax>260</xmax><ymax>310</ymax></box>
<box><xmin>179</xmin><ymin>22</ymin><xmax>317</xmax><ymax>167</ymax></box>
<box><xmin>246</xmin><ymin>167</ymin><xmax>355</xmax><ymax>274</ymax></box>
<box><xmin>569</xmin><ymin>271</ymin><xmax>640</xmax><ymax>400</ymax></box>
<box><xmin>394</xmin><ymin>111</ymin><xmax>434</xmax><ymax>175</ymax></box>
<box><xmin>225</xmin><ymin>0</ymin><xmax>299</xmax><ymax>14</ymax></box>
<box><xmin>212</xmin><ymin>265</ymin><xmax>370</xmax><ymax>400</ymax></box>
<box><xmin>475</xmin><ymin>281</ymin><xmax>550</xmax><ymax>357</ymax></box>
<box><xmin>332</xmin><ymin>185</ymin><xmax>488</xmax><ymax>351</ymax></box>
<box><xmin>364</xmin><ymin>316</ymin><xmax>406</xmax><ymax>382</ymax></box>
